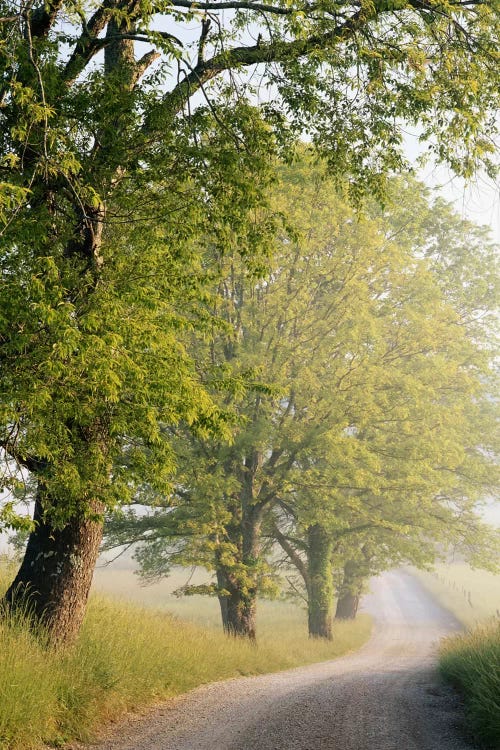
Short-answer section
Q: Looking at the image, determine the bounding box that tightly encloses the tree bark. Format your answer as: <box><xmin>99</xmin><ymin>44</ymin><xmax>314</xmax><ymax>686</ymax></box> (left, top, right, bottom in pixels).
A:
<box><xmin>4</xmin><ymin>489</ymin><xmax>104</xmax><ymax>648</ymax></box>
<box><xmin>214</xmin><ymin>466</ymin><xmax>263</xmax><ymax>640</ymax></box>
<box><xmin>225</xmin><ymin>586</ymin><xmax>257</xmax><ymax>640</ymax></box>
<box><xmin>216</xmin><ymin>567</ymin><xmax>230</xmax><ymax>632</ymax></box>
<box><xmin>335</xmin><ymin>559</ymin><xmax>363</xmax><ymax>620</ymax></box>
<box><xmin>307</xmin><ymin>523</ymin><xmax>334</xmax><ymax>639</ymax></box>
<box><xmin>335</xmin><ymin>591</ymin><xmax>360</xmax><ymax>619</ymax></box>
<box><xmin>215</xmin><ymin>564</ymin><xmax>257</xmax><ymax>639</ymax></box>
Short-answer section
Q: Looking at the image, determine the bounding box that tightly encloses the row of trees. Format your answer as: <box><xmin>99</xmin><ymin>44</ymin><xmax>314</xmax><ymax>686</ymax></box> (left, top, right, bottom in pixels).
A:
<box><xmin>105</xmin><ymin>162</ymin><xmax>499</xmax><ymax>640</ymax></box>
<box><xmin>1</xmin><ymin>0</ymin><xmax>499</xmax><ymax>646</ymax></box>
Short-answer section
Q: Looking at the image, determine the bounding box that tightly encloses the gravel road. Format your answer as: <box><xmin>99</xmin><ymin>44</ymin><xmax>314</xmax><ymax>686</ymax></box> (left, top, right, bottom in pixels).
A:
<box><xmin>90</xmin><ymin>569</ymin><xmax>475</xmax><ymax>750</ymax></box>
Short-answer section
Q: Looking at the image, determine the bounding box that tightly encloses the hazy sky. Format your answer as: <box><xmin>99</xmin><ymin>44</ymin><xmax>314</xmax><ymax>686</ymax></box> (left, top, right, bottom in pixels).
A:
<box><xmin>422</xmin><ymin>166</ymin><xmax>499</xmax><ymax>245</ymax></box>
<box><xmin>399</xmin><ymin>126</ymin><xmax>499</xmax><ymax>244</ymax></box>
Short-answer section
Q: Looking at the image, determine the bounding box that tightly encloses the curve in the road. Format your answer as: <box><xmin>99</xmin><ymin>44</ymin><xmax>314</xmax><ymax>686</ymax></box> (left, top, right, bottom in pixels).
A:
<box><xmin>89</xmin><ymin>569</ymin><xmax>475</xmax><ymax>750</ymax></box>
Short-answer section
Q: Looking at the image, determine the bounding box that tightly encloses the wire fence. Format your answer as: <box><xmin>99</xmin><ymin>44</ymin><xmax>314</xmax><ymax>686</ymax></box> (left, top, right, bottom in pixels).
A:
<box><xmin>431</xmin><ymin>571</ymin><xmax>500</xmax><ymax>618</ymax></box>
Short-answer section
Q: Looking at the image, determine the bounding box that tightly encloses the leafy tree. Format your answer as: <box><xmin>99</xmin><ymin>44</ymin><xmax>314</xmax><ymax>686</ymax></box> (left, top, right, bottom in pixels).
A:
<box><xmin>269</xmin><ymin>173</ymin><xmax>500</xmax><ymax>638</ymax></box>
<box><xmin>277</xmin><ymin>477</ymin><xmax>499</xmax><ymax>633</ymax></box>
<box><xmin>1</xmin><ymin>0</ymin><xmax>498</xmax><ymax>643</ymax></box>
<box><xmin>0</xmin><ymin>97</ymin><xmax>277</xmax><ymax>644</ymax></box>
<box><xmin>107</xmin><ymin>163</ymin><xmax>498</xmax><ymax>640</ymax></box>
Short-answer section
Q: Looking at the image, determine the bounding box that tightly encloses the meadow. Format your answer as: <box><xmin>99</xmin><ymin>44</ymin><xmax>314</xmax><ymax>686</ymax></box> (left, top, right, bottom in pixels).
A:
<box><xmin>413</xmin><ymin>562</ymin><xmax>500</xmax><ymax>627</ymax></box>
<box><xmin>0</xmin><ymin>561</ymin><xmax>371</xmax><ymax>750</ymax></box>
<box><xmin>93</xmin><ymin>558</ymin><xmax>321</xmax><ymax>633</ymax></box>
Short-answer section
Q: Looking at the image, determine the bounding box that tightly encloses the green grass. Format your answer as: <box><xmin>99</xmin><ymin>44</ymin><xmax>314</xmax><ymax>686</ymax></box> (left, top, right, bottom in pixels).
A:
<box><xmin>0</xmin><ymin>567</ymin><xmax>371</xmax><ymax>750</ymax></box>
<box><xmin>412</xmin><ymin>563</ymin><xmax>500</xmax><ymax>627</ymax></box>
<box><xmin>413</xmin><ymin>563</ymin><xmax>500</xmax><ymax>747</ymax></box>
<box><xmin>440</xmin><ymin>620</ymin><xmax>500</xmax><ymax>748</ymax></box>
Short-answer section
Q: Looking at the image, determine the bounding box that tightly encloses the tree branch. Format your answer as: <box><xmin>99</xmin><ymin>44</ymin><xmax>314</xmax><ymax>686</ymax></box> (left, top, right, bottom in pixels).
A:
<box><xmin>63</xmin><ymin>0</ymin><xmax>118</xmax><ymax>83</ymax></box>
<box><xmin>197</xmin><ymin>15</ymin><xmax>211</xmax><ymax>65</ymax></box>
<box><xmin>273</xmin><ymin>522</ymin><xmax>310</xmax><ymax>592</ymax></box>
<box><xmin>132</xmin><ymin>49</ymin><xmax>162</xmax><ymax>87</ymax></box>
<box><xmin>64</xmin><ymin>28</ymin><xmax>183</xmax><ymax>84</ymax></box>
<box><xmin>151</xmin><ymin>7</ymin><xmax>368</xmax><ymax>121</ymax></box>
<box><xmin>29</xmin><ymin>0</ymin><xmax>64</xmax><ymax>37</ymax></box>
<box><xmin>0</xmin><ymin>440</ymin><xmax>48</xmax><ymax>474</ymax></box>
<box><xmin>170</xmin><ymin>0</ymin><xmax>307</xmax><ymax>14</ymax></box>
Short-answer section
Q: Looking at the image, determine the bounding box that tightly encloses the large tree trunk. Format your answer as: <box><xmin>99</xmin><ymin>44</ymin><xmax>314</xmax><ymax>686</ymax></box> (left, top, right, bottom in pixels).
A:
<box><xmin>214</xmin><ymin>477</ymin><xmax>263</xmax><ymax>640</ymax></box>
<box><xmin>4</xmin><ymin>489</ymin><xmax>103</xmax><ymax>648</ymax></box>
<box><xmin>307</xmin><ymin>524</ymin><xmax>334</xmax><ymax>639</ymax></box>
<box><xmin>216</xmin><ymin>565</ymin><xmax>257</xmax><ymax>639</ymax></box>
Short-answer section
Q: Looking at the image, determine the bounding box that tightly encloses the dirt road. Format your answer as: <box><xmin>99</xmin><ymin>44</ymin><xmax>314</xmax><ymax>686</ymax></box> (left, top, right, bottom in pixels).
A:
<box><xmin>91</xmin><ymin>569</ymin><xmax>474</xmax><ymax>750</ymax></box>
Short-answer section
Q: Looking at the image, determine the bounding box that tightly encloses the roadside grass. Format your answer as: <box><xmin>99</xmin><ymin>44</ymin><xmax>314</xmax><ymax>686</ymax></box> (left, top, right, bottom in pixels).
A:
<box><xmin>414</xmin><ymin>563</ymin><xmax>500</xmax><ymax>748</ymax></box>
<box><xmin>440</xmin><ymin>620</ymin><xmax>500</xmax><ymax>748</ymax></box>
<box><xmin>0</xmin><ymin>567</ymin><xmax>371</xmax><ymax>750</ymax></box>
<box><xmin>413</xmin><ymin>563</ymin><xmax>500</xmax><ymax>627</ymax></box>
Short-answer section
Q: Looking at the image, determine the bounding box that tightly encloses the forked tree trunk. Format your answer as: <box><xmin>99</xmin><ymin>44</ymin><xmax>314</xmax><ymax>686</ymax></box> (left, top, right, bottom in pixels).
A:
<box><xmin>214</xmin><ymin>494</ymin><xmax>261</xmax><ymax>640</ymax></box>
<box><xmin>4</xmin><ymin>490</ymin><xmax>104</xmax><ymax>648</ymax></box>
<box><xmin>307</xmin><ymin>524</ymin><xmax>334</xmax><ymax>640</ymax></box>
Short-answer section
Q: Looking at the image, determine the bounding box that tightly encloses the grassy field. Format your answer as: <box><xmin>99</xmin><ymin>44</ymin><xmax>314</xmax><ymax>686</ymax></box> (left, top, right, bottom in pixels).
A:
<box><xmin>440</xmin><ymin>621</ymin><xmax>500</xmax><ymax>748</ymax></box>
<box><xmin>0</xmin><ymin>563</ymin><xmax>371</xmax><ymax>750</ymax></box>
<box><xmin>93</xmin><ymin>561</ymin><xmax>325</xmax><ymax>635</ymax></box>
<box><xmin>93</xmin><ymin>561</ymin><xmax>229</xmax><ymax>629</ymax></box>
<box><xmin>413</xmin><ymin>562</ymin><xmax>500</xmax><ymax>627</ymax></box>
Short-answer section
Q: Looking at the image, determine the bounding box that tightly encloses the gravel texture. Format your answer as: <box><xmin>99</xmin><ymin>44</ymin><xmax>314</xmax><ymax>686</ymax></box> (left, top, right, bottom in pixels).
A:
<box><xmin>87</xmin><ymin>569</ymin><xmax>475</xmax><ymax>750</ymax></box>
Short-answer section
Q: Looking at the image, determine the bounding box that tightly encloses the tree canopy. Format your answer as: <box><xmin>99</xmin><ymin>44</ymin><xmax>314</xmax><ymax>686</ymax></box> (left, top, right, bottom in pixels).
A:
<box><xmin>106</xmin><ymin>162</ymin><xmax>499</xmax><ymax>638</ymax></box>
<box><xmin>2</xmin><ymin>0</ymin><xmax>499</xmax><ymax>522</ymax></box>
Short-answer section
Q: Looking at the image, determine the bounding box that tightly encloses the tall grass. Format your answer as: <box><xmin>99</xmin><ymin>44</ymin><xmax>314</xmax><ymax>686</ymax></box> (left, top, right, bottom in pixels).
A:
<box><xmin>440</xmin><ymin>620</ymin><xmax>500</xmax><ymax>748</ymax></box>
<box><xmin>414</xmin><ymin>563</ymin><xmax>500</xmax><ymax>745</ymax></box>
<box><xmin>0</xmin><ymin>572</ymin><xmax>371</xmax><ymax>750</ymax></box>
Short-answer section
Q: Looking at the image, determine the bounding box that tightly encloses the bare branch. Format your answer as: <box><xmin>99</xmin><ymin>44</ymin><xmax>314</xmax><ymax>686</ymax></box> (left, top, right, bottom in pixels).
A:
<box><xmin>285</xmin><ymin>575</ymin><xmax>309</xmax><ymax>604</ymax></box>
<box><xmin>197</xmin><ymin>15</ymin><xmax>211</xmax><ymax>65</ymax></box>
<box><xmin>170</xmin><ymin>0</ymin><xmax>302</xmax><ymax>14</ymax></box>
<box><xmin>273</xmin><ymin>522</ymin><xmax>310</xmax><ymax>592</ymax></box>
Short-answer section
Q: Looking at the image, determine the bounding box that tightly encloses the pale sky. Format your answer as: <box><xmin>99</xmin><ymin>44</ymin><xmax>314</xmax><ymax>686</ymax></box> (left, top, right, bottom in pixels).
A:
<box><xmin>421</xmin><ymin>165</ymin><xmax>500</xmax><ymax>245</ymax></box>
<box><xmin>403</xmin><ymin>129</ymin><xmax>499</xmax><ymax>244</ymax></box>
